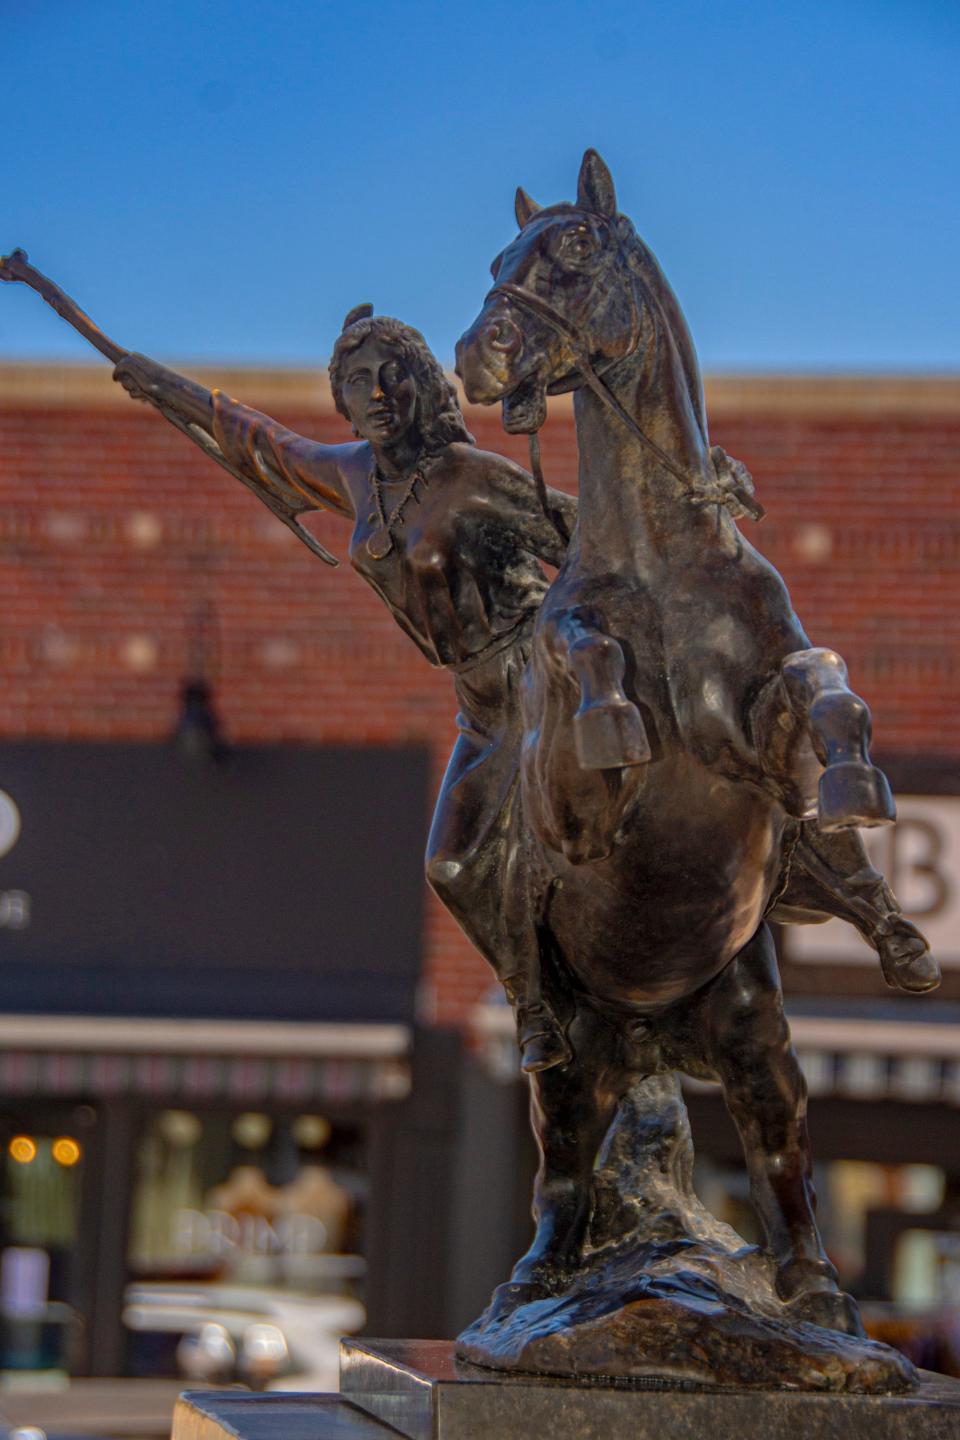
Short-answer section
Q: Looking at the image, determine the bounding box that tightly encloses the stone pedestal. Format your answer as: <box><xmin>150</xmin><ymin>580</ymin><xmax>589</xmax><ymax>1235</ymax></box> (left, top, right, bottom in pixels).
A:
<box><xmin>174</xmin><ymin>1338</ymin><xmax>960</xmax><ymax>1439</ymax></box>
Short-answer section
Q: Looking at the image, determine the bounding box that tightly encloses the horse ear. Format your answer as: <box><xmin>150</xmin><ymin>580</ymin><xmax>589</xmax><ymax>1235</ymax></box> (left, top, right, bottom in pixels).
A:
<box><xmin>515</xmin><ymin>187</ymin><xmax>541</xmax><ymax>229</ymax></box>
<box><xmin>577</xmin><ymin>149</ymin><xmax>617</xmax><ymax>216</ymax></box>
<box><xmin>342</xmin><ymin>303</ymin><xmax>374</xmax><ymax>331</ymax></box>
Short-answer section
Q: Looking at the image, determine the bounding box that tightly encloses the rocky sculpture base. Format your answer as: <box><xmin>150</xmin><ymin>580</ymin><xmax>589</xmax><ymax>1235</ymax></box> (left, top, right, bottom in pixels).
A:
<box><xmin>458</xmin><ymin>1073</ymin><xmax>914</xmax><ymax>1393</ymax></box>
<box><xmin>457</xmin><ymin>1249</ymin><xmax>914</xmax><ymax>1392</ymax></box>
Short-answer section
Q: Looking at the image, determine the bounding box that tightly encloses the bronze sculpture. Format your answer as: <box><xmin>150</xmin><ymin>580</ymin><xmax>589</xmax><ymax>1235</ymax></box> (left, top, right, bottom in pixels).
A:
<box><xmin>0</xmin><ymin>175</ymin><xmax>941</xmax><ymax>1390</ymax></box>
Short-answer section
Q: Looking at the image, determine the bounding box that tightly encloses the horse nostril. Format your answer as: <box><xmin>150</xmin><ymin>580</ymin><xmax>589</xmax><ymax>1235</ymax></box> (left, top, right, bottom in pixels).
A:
<box><xmin>486</xmin><ymin>317</ymin><xmax>521</xmax><ymax>354</ymax></box>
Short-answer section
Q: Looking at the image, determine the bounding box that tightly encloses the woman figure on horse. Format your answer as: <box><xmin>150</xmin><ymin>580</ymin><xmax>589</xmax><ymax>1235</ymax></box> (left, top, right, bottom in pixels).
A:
<box><xmin>111</xmin><ymin>306</ymin><xmax>575</xmax><ymax>1072</ymax></box>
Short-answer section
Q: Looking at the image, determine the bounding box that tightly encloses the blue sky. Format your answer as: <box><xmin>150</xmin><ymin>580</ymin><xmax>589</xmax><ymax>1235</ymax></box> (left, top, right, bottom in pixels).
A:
<box><xmin>3</xmin><ymin>0</ymin><xmax>958</xmax><ymax>370</ymax></box>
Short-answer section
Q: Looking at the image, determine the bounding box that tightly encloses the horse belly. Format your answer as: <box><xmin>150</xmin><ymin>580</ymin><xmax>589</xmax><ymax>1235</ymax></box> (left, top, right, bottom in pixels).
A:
<box><xmin>548</xmin><ymin>760</ymin><xmax>786</xmax><ymax>1009</ymax></box>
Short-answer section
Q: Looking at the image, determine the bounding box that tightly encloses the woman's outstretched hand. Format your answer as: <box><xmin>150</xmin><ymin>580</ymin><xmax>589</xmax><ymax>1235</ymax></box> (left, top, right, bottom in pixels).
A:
<box><xmin>113</xmin><ymin>353</ymin><xmax>162</xmax><ymax>404</ymax></box>
<box><xmin>113</xmin><ymin>354</ymin><xmax>215</xmax><ymax>430</ymax></box>
<box><xmin>0</xmin><ymin>249</ymin><xmax>31</xmax><ymax>284</ymax></box>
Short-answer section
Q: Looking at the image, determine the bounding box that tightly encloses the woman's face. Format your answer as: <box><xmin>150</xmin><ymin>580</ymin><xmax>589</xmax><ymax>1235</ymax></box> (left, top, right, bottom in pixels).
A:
<box><xmin>341</xmin><ymin>336</ymin><xmax>419</xmax><ymax>447</ymax></box>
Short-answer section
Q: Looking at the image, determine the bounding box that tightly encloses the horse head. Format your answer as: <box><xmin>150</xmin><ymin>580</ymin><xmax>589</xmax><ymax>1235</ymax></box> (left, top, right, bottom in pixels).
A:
<box><xmin>457</xmin><ymin>150</ymin><xmax>674</xmax><ymax>436</ymax></box>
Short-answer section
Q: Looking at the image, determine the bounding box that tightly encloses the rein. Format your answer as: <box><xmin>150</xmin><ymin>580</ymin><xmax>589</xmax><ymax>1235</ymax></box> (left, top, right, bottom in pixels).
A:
<box><xmin>488</xmin><ymin>281</ymin><xmax>704</xmax><ymax>507</ymax></box>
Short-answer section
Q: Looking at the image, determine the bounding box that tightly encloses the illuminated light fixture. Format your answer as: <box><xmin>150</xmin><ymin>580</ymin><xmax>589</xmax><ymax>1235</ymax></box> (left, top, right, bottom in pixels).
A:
<box><xmin>292</xmin><ymin>1114</ymin><xmax>332</xmax><ymax>1149</ymax></box>
<box><xmin>52</xmin><ymin>1137</ymin><xmax>81</xmax><ymax>1168</ymax></box>
<box><xmin>8</xmin><ymin>1136</ymin><xmax>37</xmax><ymax>1164</ymax></box>
<box><xmin>232</xmin><ymin>1113</ymin><xmax>272</xmax><ymax>1150</ymax></box>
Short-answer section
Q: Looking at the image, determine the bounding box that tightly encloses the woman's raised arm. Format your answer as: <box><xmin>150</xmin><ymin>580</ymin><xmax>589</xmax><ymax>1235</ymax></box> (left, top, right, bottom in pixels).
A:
<box><xmin>0</xmin><ymin>251</ymin><xmax>355</xmax><ymax>566</ymax></box>
<box><xmin>114</xmin><ymin>354</ymin><xmax>357</xmax><ymax>566</ymax></box>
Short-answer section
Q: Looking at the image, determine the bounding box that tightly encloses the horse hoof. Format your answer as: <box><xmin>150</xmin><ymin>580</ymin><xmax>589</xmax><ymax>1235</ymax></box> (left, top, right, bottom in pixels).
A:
<box><xmin>776</xmin><ymin>1258</ymin><xmax>866</xmax><ymax>1337</ymax></box>
<box><xmin>517</xmin><ymin>1006</ymin><xmax>573</xmax><ymax>1073</ymax></box>
<box><xmin>521</xmin><ymin>1031</ymin><xmax>573</xmax><ymax>1073</ymax></box>
<box><xmin>879</xmin><ymin>922</ymin><xmax>941</xmax><ymax>993</ymax></box>
<box><xmin>485</xmin><ymin>1280</ymin><xmax>549</xmax><ymax>1320</ymax></box>
<box><xmin>574</xmin><ymin>700</ymin><xmax>651</xmax><ymax>769</ymax></box>
<box><xmin>818</xmin><ymin>761</ymin><xmax>896</xmax><ymax>831</ymax></box>
<box><xmin>785</xmin><ymin>1287</ymin><xmax>866</xmax><ymax>1338</ymax></box>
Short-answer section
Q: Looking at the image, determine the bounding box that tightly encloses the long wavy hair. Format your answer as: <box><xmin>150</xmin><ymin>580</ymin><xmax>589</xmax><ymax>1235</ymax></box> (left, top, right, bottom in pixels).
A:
<box><xmin>329</xmin><ymin>310</ymin><xmax>474</xmax><ymax>454</ymax></box>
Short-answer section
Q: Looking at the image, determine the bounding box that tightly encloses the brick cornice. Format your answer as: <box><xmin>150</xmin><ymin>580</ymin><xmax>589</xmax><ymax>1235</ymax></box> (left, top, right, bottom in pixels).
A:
<box><xmin>703</xmin><ymin>373</ymin><xmax>960</xmax><ymax>417</ymax></box>
<box><xmin>0</xmin><ymin>361</ymin><xmax>334</xmax><ymax>411</ymax></box>
<box><xmin>1</xmin><ymin>362</ymin><xmax>958</xmax><ymax>417</ymax></box>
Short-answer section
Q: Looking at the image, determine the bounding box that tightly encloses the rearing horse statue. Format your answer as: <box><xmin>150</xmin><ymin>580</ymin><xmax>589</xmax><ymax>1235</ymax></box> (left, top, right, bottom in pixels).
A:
<box><xmin>456</xmin><ymin>151</ymin><xmax>904</xmax><ymax>1339</ymax></box>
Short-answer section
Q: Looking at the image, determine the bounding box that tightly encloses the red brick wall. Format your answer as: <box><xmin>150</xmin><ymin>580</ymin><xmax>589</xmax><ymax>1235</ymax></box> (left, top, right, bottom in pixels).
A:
<box><xmin>0</xmin><ymin>371</ymin><xmax>957</xmax><ymax>1023</ymax></box>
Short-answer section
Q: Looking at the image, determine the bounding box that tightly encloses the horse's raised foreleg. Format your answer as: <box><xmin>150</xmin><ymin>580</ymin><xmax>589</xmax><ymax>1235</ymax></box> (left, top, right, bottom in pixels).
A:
<box><xmin>754</xmin><ymin>648</ymin><xmax>895</xmax><ymax>831</ymax></box>
<box><xmin>690</xmin><ymin>924</ymin><xmax>864</xmax><ymax>1335</ymax></box>
<box><xmin>769</xmin><ymin>822</ymin><xmax>940</xmax><ymax>993</ymax></box>
<box><xmin>550</xmin><ymin>609</ymin><xmax>651</xmax><ymax>770</ymax></box>
<box><xmin>508</xmin><ymin>1003</ymin><xmax>622</xmax><ymax>1296</ymax></box>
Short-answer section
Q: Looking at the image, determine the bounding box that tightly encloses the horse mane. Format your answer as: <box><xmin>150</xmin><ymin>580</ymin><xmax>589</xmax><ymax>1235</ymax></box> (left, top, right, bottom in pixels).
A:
<box><xmin>617</xmin><ymin>219</ymin><xmax>710</xmax><ymax>449</ymax></box>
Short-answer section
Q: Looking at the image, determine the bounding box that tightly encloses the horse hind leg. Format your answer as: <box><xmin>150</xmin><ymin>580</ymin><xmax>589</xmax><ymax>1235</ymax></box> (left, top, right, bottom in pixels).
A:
<box><xmin>555</xmin><ymin>612</ymin><xmax>651</xmax><ymax>770</ymax></box>
<box><xmin>773</xmin><ymin>823</ymin><xmax>940</xmax><ymax>994</ymax></box>
<box><xmin>502</xmin><ymin>1004</ymin><xmax>623</xmax><ymax>1302</ymax></box>
<box><xmin>755</xmin><ymin>647</ymin><xmax>895</xmax><ymax>832</ymax></box>
<box><xmin>690</xmin><ymin>924</ymin><xmax>864</xmax><ymax>1336</ymax></box>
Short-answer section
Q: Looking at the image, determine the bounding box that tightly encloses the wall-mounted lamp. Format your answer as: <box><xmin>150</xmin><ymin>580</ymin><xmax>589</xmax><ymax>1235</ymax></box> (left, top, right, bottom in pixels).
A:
<box><xmin>173</xmin><ymin>678</ymin><xmax>226</xmax><ymax>763</ymax></box>
<box><xmin>172</xmin><ymin>601</ymin><xmax>228</xmax><ymax>764</ymax></box>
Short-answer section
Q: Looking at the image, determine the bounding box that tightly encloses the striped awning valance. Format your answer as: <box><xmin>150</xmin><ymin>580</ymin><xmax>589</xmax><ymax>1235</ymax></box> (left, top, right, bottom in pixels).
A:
<box><xmin>0</xmin><ymin>1016</ymin><xmax>412</xmax><ymax>1105</ymax></box>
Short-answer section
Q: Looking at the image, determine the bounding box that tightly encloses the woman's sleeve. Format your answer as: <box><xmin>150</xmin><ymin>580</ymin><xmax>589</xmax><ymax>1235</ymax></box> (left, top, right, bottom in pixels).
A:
<box><xmin>210</xmin><ymin>392</ymin><xmax>356</xmax><ymax>521</ymax></box>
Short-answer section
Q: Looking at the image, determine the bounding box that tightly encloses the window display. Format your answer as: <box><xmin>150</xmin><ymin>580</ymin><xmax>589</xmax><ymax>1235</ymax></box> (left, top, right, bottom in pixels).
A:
<box><xmin>125</xmin><ymin>1108</ymin><xmax>368</xmax><ymax>1387</ymax></box>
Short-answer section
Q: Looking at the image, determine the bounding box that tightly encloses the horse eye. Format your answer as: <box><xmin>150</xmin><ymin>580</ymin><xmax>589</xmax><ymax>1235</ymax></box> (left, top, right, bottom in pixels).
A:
<box><xmin>561</xmin><ymin>231</ymin><xmax>594</xmax><ymax>261</ymax></box>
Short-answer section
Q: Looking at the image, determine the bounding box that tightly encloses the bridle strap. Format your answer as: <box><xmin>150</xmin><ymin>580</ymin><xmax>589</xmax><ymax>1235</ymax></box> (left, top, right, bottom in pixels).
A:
<box><xmin>528</xmin><ymin>431</ymin><xmax>550</xmax><ymax>521</ymax></box>
<box><xmin>488</xmin><ymin>281</ymin><xmax>701</xmax><ymax>498</ymax></box>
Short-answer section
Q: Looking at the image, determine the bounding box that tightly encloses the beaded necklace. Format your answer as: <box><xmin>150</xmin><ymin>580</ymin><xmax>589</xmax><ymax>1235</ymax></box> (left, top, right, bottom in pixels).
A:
<box><xmin>366</xmin><ymin>456</ymin><xmax>430</xmax><ymax>560</ymax></box>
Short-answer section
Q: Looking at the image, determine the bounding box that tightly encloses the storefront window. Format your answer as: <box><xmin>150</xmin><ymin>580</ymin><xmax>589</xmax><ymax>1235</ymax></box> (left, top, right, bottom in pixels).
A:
<box><xmin>0</xmin><ymin>1118</ymin><xmax>85</xmax><ymax>1378</ymax></box>
<box><xmin>826</xmin><ymin>1161</ymin><xmax>945</xmax><ymax>1285</ymax></box>
<box><xmin>125</xmin><ymin>1108</ymin><xmax>368</xmax><ymax>1386</ymax></box>
<box><xmin>693</xmin><ymin>1154</ymin><xmax>958</xmax><ymax>1374</ymax></box>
